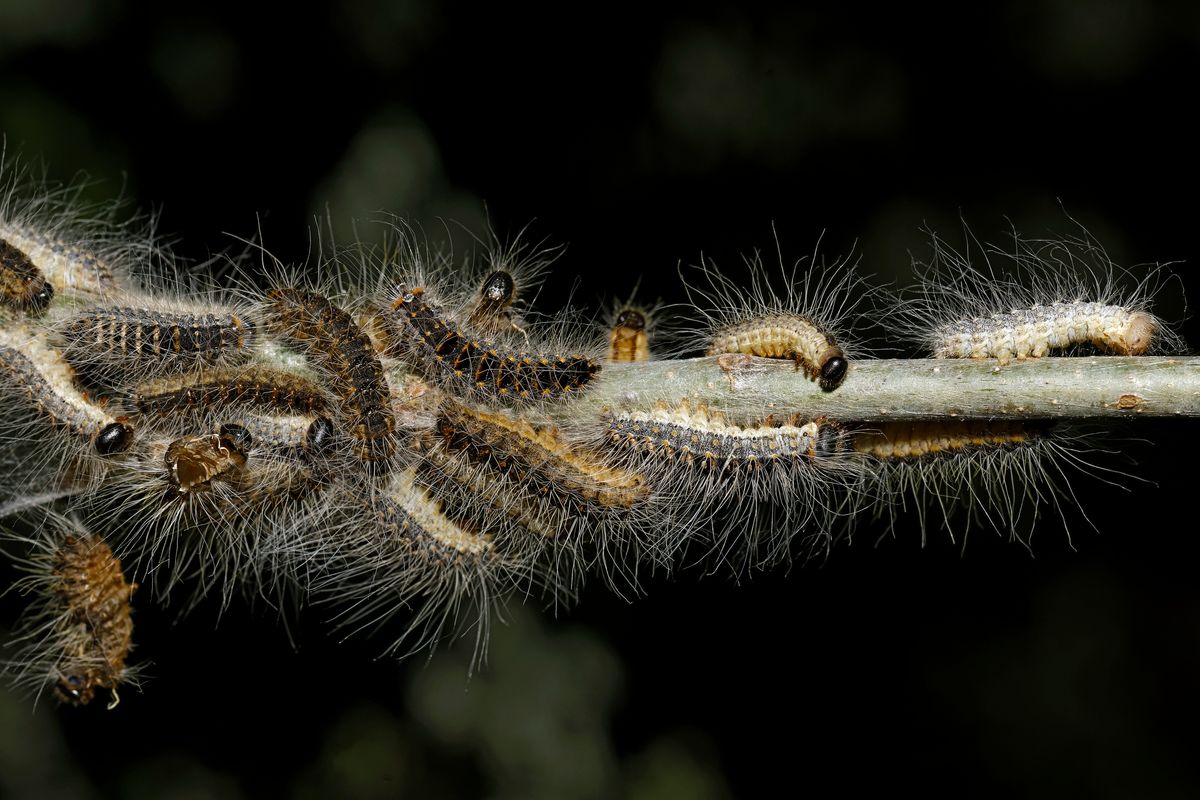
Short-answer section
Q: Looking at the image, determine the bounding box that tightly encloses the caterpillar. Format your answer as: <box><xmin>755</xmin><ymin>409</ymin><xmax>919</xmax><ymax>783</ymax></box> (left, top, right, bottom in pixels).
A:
<box><xmin>0</xmin><ymin>155</ymin><xmax>140</xmax><ymax>299</ymax></box>
<box><xmin>57</xmin><ymin>301</ymin><xmax>259</xmax><ymax>383</ymax></box>
<box><xmin>846</xmin><ymin>420</ymin><xmax>1108</xmax><ymax>548</ymax></box>
<box><xmin>131</xmin><ymin>367</ymin><xmax>330</xmax><ymax>419</ymax></box>
<box><xmin>0</xmin><ymin>324</ymin><xmax>135</xmax><ymax>501</ymax></box>
<box><xmin>898</xmin><ymin>221</ymin><xmax>1182</xmax><ymax>364</ymax></box>
<box><xmin>593</xmin><ymin>400</ymin><xmax>861</xmax><ymax>568</ymax></box>
<box><xmin>2</xmin><ymin>514</ymin><xmax>138</xmax><ymax>708</ymax></box>
<box><xmin>680</xmin><ymin>233</ymin><xmax>869</xmax><ymax>391</ymax></box>
<box><xmin>263</xmin><ymin>288</ymin><xmax>397</xmax><ymax>472</ymax></box>
<box><xmin>416</xmin><ymin>398</ymin><xmax>663</xmax><ymax>589</ymax></box>
<box><xmin>606</xmin><ymin>299</ymin><xmax>658</xmax><ymax>364</ymax></box>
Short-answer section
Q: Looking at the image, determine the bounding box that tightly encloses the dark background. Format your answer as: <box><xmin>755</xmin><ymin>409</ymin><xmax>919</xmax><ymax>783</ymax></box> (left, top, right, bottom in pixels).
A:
<box><xmin>3</xmin><ymin>1</ymin><xmax>1200</xmax><ymax>797</ymax></box>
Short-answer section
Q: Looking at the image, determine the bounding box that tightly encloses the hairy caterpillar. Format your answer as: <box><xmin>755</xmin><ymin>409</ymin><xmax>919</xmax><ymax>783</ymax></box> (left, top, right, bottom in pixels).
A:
<box><xmin>2</xmin><ymin>514</ymin><xmax>138</xmax><ymax>708</ymax></box>
<box><xmin>58</xmin><ymin>301</ymin><xmax>259</xmax><ymax>383</ymax></box>
<box><xmin>417</xmin><ymin>398</ymin><xmax>665</xmax><ymax>589</ymax></box>
<box><xmin>263</xmin><ymin>288</ymin><xmax>397</xmax><ymax>472</ymax></box>
<box><xmin>462</xmin><ymin>238</ymin><xmax>552</xmax><ymax>337</ymax></box>
<box><xmin>592</xmin><ymin>400</ymin><xmax>861</xmax><ymax>568</ymax></box>
<box><xmin>0</xmin><ymin>155</ymin><xmax>140</xmax><ymax>300</ymax></box>
<box><xmin>846</xmin><ymin>420</ymin><xmax>1109</xmax><ymax>548</ymax></box>
<box><xmin>898</xmin><ymin>221</ymin><xmax>1182</xmax><ymax>364</ymax></box>
<box><xmin>384</xmin><ymin>285</ymin><xmax>601</xmax><ymax>405</ymax></box>
<box><xmin>131</xmin><ymin>367</ymin><xmax>330</xmax><ymax>418</ymax></box>
<box><xmin>606</xmin><ymin>298</ymin><xmax>659</xmax><ymax>364</ymax></box>
<box><xmin>0</xmin><ymin>324</ymin><xmax>134</xmax><ymax>502</ymax></box>
<box><xmin>680</xmin><ymin>233</ymin><xmax>869</xmax><ymax>391</ymax></box>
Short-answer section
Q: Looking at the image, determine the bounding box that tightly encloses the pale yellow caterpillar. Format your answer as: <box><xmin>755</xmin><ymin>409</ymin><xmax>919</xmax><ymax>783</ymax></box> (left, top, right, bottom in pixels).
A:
<box><xmin>679</xmin><ymin>232</ymin><xmax>871</xmax><ymax>391</ymax></box>
<box><xmin>606</xmin><ymin>296</ymin><xmax>661</xmax><ymax>364</ymax></box>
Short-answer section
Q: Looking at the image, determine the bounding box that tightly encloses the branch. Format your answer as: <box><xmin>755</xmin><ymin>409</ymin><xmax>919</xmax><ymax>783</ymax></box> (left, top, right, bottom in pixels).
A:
<box><xmin>560</xmin><ymin>356</ymin><xmax>1200</xmax><ymax>421</ymax></box>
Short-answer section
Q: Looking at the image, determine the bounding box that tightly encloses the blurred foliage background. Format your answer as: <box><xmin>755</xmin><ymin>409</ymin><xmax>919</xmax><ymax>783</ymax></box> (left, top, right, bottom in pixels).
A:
<box><xmin>3</xmin><ymin>1</ymin><xmax>1200</xmax><ymax>797</ymax></box>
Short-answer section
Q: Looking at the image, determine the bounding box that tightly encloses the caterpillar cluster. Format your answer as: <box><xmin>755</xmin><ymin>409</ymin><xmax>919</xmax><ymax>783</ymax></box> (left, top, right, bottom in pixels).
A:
<box><xmin>0</xmin><ymin>161</ymin><xmax>1185</xmax><ymax>706</ymax></box>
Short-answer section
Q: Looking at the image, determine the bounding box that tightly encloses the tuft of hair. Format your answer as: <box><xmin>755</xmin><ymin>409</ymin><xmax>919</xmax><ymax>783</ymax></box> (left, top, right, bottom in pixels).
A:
<box><xmin>894</xmin><ymin>217</ymin><xmax>1186</xmax><ymax>363</ymax></box>
<box><xmin>674</xmin><ymin>230</ymin><xmax>875</xmax><ymax>392</ymax></box>
<box><xmin>2</xmin><ymin>512</ymin><xmax>140</xmax><ymax>709</ymax></box>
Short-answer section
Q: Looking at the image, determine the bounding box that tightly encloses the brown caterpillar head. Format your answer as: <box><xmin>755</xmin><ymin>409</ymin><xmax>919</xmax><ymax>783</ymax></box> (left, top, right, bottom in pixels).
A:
<box><xmin>164</xmin><ymin>425</ymin><xmax>251</xmax><ymax>496</ymax></box>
